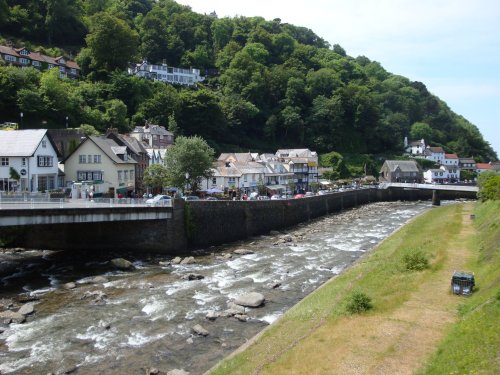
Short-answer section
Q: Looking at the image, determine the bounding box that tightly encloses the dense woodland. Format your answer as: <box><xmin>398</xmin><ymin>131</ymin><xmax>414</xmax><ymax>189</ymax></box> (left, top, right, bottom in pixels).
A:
<box><xmin>0</xmin><ymin>0</ymin><xmax>497</xmax><ymax>164</ymax></box>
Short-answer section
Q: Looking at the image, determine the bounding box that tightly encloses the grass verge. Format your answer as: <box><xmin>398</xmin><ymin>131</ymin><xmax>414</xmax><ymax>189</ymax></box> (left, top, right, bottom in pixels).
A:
<box><xmin>209</xmin><ymin>203</ymin><xmax>476</xmax><ymax>375</ymax></box>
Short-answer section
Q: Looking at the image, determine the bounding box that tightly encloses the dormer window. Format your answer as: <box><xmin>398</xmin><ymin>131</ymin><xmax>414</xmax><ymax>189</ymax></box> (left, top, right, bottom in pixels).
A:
<box><xmin>20</xmin><ymin>49</ymin><xmax>29</xmax><ymax>56</ymax></box>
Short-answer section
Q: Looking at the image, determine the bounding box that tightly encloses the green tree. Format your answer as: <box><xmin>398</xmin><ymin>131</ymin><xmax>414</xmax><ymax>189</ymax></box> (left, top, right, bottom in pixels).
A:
<box><xmin>477</xmin><ymin>171</ymin><xmax>500</xmax><ymax>201</ymax></box>
<box><xmin>85</xmin><ymin>12</ymin><xmax>139</xmax><ymax>71</ymax></box>
<box><xmin>168</xmin><ymin>112</ymin><xmax>179</xmax><ymax>136</ymax></box>
<box><xmin>409</xmin><ymin>122</ymin><xmax>433</xmax><ymax>141</ymax></box>
<box><xmin>79</xmin><ymin>124</ymin><xmax>100</xmax><ymax>136</ymax></box>
<box><xmin>164</xmin><ymin>136</ymin><xmax>215</xmax><ymax>193</ymax></box>
<box><xmin>143</xmin><ymin>163</ymin><xmax>169</xmax><ymax>192</ymax></box>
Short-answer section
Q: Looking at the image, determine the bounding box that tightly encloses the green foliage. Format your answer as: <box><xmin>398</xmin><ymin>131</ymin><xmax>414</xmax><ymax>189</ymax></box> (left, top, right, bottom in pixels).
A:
<box><xmin>143</xmin><ymin>163</ymin><xmax>169</xmax><ymax>192</ymax></box>
<box><xmin>409</xmin><ymin>121</ymin><xmax>433</xmax><ymax>142</ymax></box>
<box><xmin>402</xmin><ymin>250</ymin><xmax>429</xmax><ymax>271</ymax></box>
<box><xmin>346</xmin><ymin>291</ymin><xmax>373</xmax><ymax>314</ymax></box>
<box><xmin>477</xmin><ymin>171</ymin><xmax>500</xmax><ymax>201</ymax></box>
<box><xmin>79</xmin><ymin>124</ymin><xmax>100</xmax><ymax>136</ymax></box>
<box><xmin>164</xmin><ymin>135</ymin><xmax>215</xmax><ymax>193</ymax></box>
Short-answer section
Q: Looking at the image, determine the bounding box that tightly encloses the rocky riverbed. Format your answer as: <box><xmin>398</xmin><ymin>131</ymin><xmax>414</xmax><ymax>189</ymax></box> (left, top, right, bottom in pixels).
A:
<box><xmin>0</xmin><ymin>201</ymin><xmax>431</xmax><ymax>375</ymax></box>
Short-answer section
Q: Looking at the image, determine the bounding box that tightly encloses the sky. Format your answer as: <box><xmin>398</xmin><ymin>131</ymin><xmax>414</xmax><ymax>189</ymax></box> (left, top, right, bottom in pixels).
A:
<box><xmin>176</xmin><ymin>0</ymin><xmax>500</xmax><ymax>157</ymax></box>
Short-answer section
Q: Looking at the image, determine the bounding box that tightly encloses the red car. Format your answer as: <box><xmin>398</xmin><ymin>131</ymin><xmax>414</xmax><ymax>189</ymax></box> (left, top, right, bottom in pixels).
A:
<box><xmin>293</xmin><ymin>194</ymin><xmax>305</xmax><ymax>199</ymax></box>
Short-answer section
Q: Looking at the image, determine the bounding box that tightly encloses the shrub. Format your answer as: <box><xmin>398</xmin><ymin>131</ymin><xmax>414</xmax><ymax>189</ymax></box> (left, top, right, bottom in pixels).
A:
<box><xmin>403</xmin><ymin>250</ymin><xmax>429</xmax><ymax>271</ymax></box>
<box><xmin>346</xmin><ymin>291</ymin><xmax>373</xmax><ymax>314</ymax></box>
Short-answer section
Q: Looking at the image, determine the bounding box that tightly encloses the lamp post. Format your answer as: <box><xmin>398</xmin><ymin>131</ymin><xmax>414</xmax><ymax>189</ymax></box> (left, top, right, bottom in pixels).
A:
<box><xmin>65</xmin><ymin>116</ymin><xmax>68</xmax><ymax>129</ymax></box>
<box><xmin>185</xmin><ymin>172</ymin><xmax>189</xmax><ymax>194</ymax></box>
<box><xmin>20</xmin><ymin>112</ymin><xmax>23</xmax><ymax>129</ymax></box>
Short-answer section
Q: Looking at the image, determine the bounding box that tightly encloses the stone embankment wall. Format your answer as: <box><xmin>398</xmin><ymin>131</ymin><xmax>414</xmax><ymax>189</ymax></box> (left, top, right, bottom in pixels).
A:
<box><xmin>0</xmin><ymin>188</ymin><xmax>476</xmax><ymax>254</ymax></box>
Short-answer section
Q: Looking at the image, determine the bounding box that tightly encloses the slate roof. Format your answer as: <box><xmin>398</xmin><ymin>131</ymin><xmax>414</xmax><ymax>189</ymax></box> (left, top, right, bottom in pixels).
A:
<box><xmin>0</xmin><ymin>129</ymin><xmax>59</xmax><ymax>157</ymax></box>
<box><xmin>427</xmin><ymin>146</ymin><xmax>445</xmax><ymax>153</ymax></box>
<box><xmin>383</xmin><ymin>160</ymin><xmax>422</xmax><ymax>172</ymax></box>
<box><xmin>63</xmin><ymin>136</ymin><xmax>136</xmax><ymax>164</ymax></box>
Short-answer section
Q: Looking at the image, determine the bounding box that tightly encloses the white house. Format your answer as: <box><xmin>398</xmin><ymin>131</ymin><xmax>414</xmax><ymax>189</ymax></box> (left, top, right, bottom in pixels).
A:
<box><xmin>128</xmin><ymin>61</ymin><xmax>204</xmax><ymax>87</ymax></box>
<box><xmin>425</xmin><ymin>146</ymin><xmax>445</xmax><ymax>165</ymax></box>
<box><xmin>63</xmin><ymin>136</ymin><xmax>136</xmax><ymax>197</ymax></box>
<box><xmin>423</xmin><ymin>165</ymin><xmax>459</xmax><ymax>183</ymax></box>
<box><xmin>475</xmin><ymin>163</ymin><xmax>493</xmax><ymax>174</ymax></box>
<box><xmin>0</xmin><ymin>129</ymin><xmax>60</xmax><ymax>192</ymax></box>
<box><xmin>404</xmin><ymin>137</ymin><xmax>426</xmax><ymax>156</ymax></box>
<box><xmin>443</xmin><ymin>153</ymin><xmax>459</xmax><ymax>166</ymax></box>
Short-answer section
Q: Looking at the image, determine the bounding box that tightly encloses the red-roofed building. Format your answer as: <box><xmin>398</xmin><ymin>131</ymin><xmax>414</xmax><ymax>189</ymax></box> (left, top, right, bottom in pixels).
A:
<box><xmin>475</xmin><ymin>163</ymin><xmax>492</xmax><ymax>174</ymax></box>
<box><xmin>0</xmin><ymin>45</ymin><xmax>79</xmax><ymax>79</ymax></box>
<box><xmin>443</xmin><ymin>153</ymin><xmax>459</xmax><ymax>167</ymax></box>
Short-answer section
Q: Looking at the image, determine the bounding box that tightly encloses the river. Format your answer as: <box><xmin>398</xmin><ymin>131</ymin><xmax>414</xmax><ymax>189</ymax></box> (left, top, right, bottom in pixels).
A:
<box><xmin>0</xmin><ymin>201</ymin><xmax>431</xmax><ymax>374</ymax></box>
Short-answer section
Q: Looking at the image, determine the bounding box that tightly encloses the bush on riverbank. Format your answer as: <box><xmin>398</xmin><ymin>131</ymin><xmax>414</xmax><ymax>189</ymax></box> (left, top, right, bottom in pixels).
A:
<box><xmin>403</xmin><ymin>250</ymin><xmax>429</xmax><ymax>271</ymax></box>
<box><xmin>418</xmin><ymin>200</ymin><xmax>500</xmax><ymax>375</ymax></box>
<box><xmin>345</xmin><ymin>291</ymin><xmax>373</xmax><ymax>314</ymax></box>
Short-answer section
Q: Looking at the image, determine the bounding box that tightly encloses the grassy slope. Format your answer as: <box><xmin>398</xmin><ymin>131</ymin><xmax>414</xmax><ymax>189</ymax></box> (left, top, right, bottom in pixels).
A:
<box><xmin>418</xmin><ymin>200</ymin><xmax>500</xmax><ymax>375</ymax></box>
<box><xmin>208</xmin><ymin>202</ymin><xmax>499</xmax><ymax>374</ymax></box>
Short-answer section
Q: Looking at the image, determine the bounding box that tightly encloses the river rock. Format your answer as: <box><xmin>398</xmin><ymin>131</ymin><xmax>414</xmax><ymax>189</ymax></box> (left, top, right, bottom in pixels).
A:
<box><xmin>171</xmin><ymin>256</ymin><xmax>182</xmax><ymax>264</ymax></box>
<box><xmin>281</xmin><ymin>235</ymin><xmax>293</xmax><ymax>242</ymax></box>
<box><xmin>81</xmin><ymin>290</ymin><xmax>107</xmax><ymax>305</ymax></box>
<box><xmin>16</xmin><ymin>293</ymin><xmax>39</xmax><ymax>303</ymax></box>
<box><xmin>148</xmin><ymin>368</ymin><xmax>159</xmax><ymax>375</ymax></box>
<box><xmin>192</xmin><ymin>324</ymin><xmax>209</xmax><ymax>336</ymax></box>
<box><xmin>159</xmin><ymin>261</ymin><xmax>171</xmax><ymax>266</ymax></box>
<box><xmin>233</xmin><ymin>249</ymin><xmax>254</xmax><ymax>255</ymax></box>
<box><xmin>167</xmin><ymin>370</ymin><xmax>190</xmax><ymax>375</ymax></box>
<box><xmin>180</xmin><ymin>256</ymin><xmax>196</xmax><ymax>265</ymax></box>
<box><xmin>18</xmin><ymin>302</ymin><xmax>35</xmax><ymax>316</ymax></box>
<box><xmin>205</xmin><ymin>310</ymin><xmax>220</xmax><ymax>321</ymax></box>
<box><xmin>268</xmin><ymin>282</ymin><xmax>281</xmax><ymax>289</ymax></box>
<box><xmin>234</xmin><ymin>292</ymin><xmax>265</xmax><ymax>308</ymax></box>
<box><xmin>226</xmin><ymin>301</ymin><xmax>246</xmax><ymax>313</ymax></box>
<box><xmin>182</xmin><ymin>273</ymin><xmax>204</xmax><ymax>281</ymax></box>
<box><xmin>0</xmin><ymin>310</ymin><xmax>26</xmax><ymax>324</ymax></box>
<box><xmin>269</xmin><ymin>230</ymin><xmax>281</xmax><ymax>236</ymax></box>
<box><xmin>186</xmin><ymin>337</ymin><xmax>194</xmax><ymax>344</ymax></box>
<box><xmin>0</xmin><ymin>298</ymin><xmax>14</xmax><ymax>310</ymax></box>
<box><xmin>88</xmin><ymin>276</ymin><xmax>108</xmax><ymax>284</ymax></box>
<box><xmin>63</xmin><ymin>282</ymin><xmax>76</xmax><ymax>290</ymax></box>
<box><xmin>234</xmin><ymin>314</ymin><xmax>248</xmax><ymax>322</ymax></box>
<box><xmin>110</xmin><ymin>258</ymin><xmax>135</xmax><ymax>270</ymax></box>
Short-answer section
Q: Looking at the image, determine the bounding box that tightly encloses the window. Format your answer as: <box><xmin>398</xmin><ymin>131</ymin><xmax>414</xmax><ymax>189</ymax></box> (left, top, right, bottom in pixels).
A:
<box><xmin>20</xmin><ymin>49</ymin><xmax>29</xmax><ymax>56</ymax></box>
<box><xmin>88</xmin><ymin>155</ymin><xmax>92</xmax><ymax>163</ymax></box>
<box><xmin>130</xmin><ymin>170</ymin><xmax>134</xmax><ymax>180</ymax></box>
<box><xmin>118</xmin><ymin>171</ymin><xmax>123</xmax><ymax>181</ymax></box>
<box><xmin>244</xmin><ymin>175</ymin><xmax>247</xmax><ymax>182</ymax></box>
<box><xmin>38</xmin><ymin>156</ymin><xmax>53</xmax><ymax>167</ymax></box>
<box><xmin>1</xmin><ymin>157</ymin><xmax>9</xmax><ymax>166</ymax></box>
<box><xmin>5</xmin><ymin>55</ymin><xmax>16</xmax><ymax>62</ymax></box>
<box><xmin>70</xmin><ymin>68</ymin><xmax>76</xmax><ymax>75</ymax></box>
<box><xmin>228</xmin><ymin>177</ymin><xmax>236</xmax><ymax>183</ymax></box>
<box><xmin>48</xmin><ymin>63</ymin><xmax>53</xmax><ymax>69</ymax></box>
<box><xmin>32</xmin><ymin>60</ymin><xmax>41</xmax><ymax>67</ymax></box>
<box><xmin>20</xmin><ymin>58</ymin><xmax>30</xmax><ymax>65</ymax></box>
<box><xmin>79</xmin><ymin>155</ymin><xmax>86</xmax><ymax>164</ymax></box>
<box><xmin>22</xmin><ymin>158</ymin><xmax>26</xmax><ymax>166</ymax></box>
<box><xmin>92</xmin><ymin>171</ymin><xmax>102</xmax><ymax>181</ymax></box>
<box><xmin>41</xmin><ymin>140</ymin><xmax>46</xmax><ymax>148</ymax></box>
<box><xmin>94</xmin><ymin>155</ymin><xmax>101</xmax><ymax>163</ymax></box>
<box><xmin>124</xmin><ymin>170</ymin><xmax>128</xmax><ymax>180</ymax></box>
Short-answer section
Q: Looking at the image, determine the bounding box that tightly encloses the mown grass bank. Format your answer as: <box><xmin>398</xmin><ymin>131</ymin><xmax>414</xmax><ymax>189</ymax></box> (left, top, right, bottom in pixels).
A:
<box><xmin>418</xmin><ymin>200</ymin><xmax>500</xmax><ymax>375</ymax></box>
<box><xmin>208</xmin><ymin>202</ymin><xmax>498</xmax><ymax>375</ymax></box>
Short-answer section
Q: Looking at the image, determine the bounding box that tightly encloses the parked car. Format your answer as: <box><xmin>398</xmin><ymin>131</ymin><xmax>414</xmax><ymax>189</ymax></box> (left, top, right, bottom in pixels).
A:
<box><xmin>183</xmin><ymin>195</ymin><xmax>200</xmax><ymax>201</ymax></box>
<box><xmin>146</xmin><ymin>194</ymin><xmax>171</xmax><ymax>206</ymax></box>
<box><xmin>305</xmin><ymin>192</ymin><xmax>315</xmax><ymax>197</ymax></box>
<box><xmin>293</xmin><ymin>194</ymin><xmax>305</xmax><ymax>199</ymax></box>
<box><xmin>205</xmin><ymin>196</ymin><xmax>218</xmax><ymax>201</ymax></box>
<box><xmin>258</xmin><ymin>196</ymin><xmax>270</xmax><ymax>200</ymax></box>
<box><xmin>270</xmin><ymin>194</ymin><xmax>282</xmax><ymax>200</ymax></box>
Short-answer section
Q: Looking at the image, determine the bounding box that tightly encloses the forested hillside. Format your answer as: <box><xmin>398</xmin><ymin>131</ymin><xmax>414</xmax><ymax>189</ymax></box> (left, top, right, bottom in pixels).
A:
<box><xmin>0</xmin><ymin>0</ymin><xmax>496</xmax><ymax>161</ymax></box>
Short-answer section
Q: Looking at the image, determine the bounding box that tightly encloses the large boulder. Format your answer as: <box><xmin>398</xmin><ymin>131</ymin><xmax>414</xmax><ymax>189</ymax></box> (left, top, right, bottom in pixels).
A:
<box><xmin>0</xmin><ymin>310</ymin><xmax>26</xmax><ymax>324</ymax></box>
<box><xmin>18</xmin><ymin>303</ymin><xmax>35</xmax><ymax>316</ymax></box>
<box><xmin>180</xmin><ymin>256</ymin><xmax>196</xmax><ymax>265</ymax></box>
<box><xmin>171</xmin><ymin>256</ymin><xmax>182</xmax><ymax>264</ymax></box>
<box><xmin>234</xmin><ymin>292</ymin><xmax>265</xmax><ymax>308</ymax></box>
<box><xmin>110</xmin><ymin>258</ymin><xmax>135</xmax><ymax>271</ymax></box>
<box><xmin>233</xmin><ymin>249</ymin><xmax>254</xmax><ymax>255</ymax></box>
<box><xmin>192</xmin><ymin>324</ymin><xmax>209</xmax><ymax>336</ymax></box>
<box><xmin>182</xmin><ymin>273</ymin><xmax>204</xmax><ymax>281</ymax></box>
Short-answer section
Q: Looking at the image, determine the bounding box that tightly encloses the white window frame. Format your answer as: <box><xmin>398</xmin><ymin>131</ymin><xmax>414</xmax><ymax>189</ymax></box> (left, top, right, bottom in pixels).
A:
<box><xmin>79</xmin><ymin>155</ymin><xmax>87</xmax><ymax>164</ymax></box>
<box><xmin>37</xmin><ymin>155</ymin><xmax>53</xmax><ymax>167</ymax></box>
<box><xmin>1</xmin><ymin>157</ymin><xmax>9</xmax><ymax>166</ymax></box>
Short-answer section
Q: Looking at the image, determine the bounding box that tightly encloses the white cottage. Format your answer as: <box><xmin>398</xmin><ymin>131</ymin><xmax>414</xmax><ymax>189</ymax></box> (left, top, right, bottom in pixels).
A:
<box><xmin>0</xmin><ymin>129</ymin><xmax>60</xmax><ymax>192</ymax></box>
